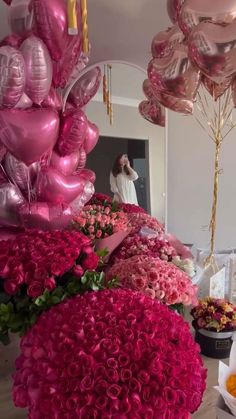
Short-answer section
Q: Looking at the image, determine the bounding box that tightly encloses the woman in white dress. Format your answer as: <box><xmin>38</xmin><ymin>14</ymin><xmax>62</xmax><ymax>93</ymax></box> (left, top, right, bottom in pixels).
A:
<box><xmin>110</xmin><ymin>154</ymin><xmax>138</xmax><ymax>204</ymax></box>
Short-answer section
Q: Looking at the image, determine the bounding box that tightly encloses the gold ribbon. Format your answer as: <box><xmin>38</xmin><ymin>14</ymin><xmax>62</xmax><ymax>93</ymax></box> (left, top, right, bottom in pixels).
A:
<box><xmin>80</xmin><ymin>0</ymin><xmax>89</xmax><ymax>53</ymax></box>
<box><xmin>67</xmin><ymin>0</ymin><xmax>78</xmax><ymax>35</ymax></box>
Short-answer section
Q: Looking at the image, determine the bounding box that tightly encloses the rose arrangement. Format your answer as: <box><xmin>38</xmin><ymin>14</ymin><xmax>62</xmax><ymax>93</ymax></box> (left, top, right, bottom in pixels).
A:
<box><xmin>72</xmin><ymin>204</ymin><xmax>128</xmax><ymax>240</ymax></box>
<box><xmin>0</xmin><ymin>230</ymin><xmax>117</xmax><ymax>344</ymax></box>
<box><xmin>107</xmin><ymin>255</ymin><xmax>198</xmax><ymax>308</ymax></box>
<box><xmin>127</xmin><ymin>212</ymin><xmax>164</xmax><ymax>235</ymax></box>
<box><xmin>88</xmin><ymin>192</ymin><xmax>112</xmax><ymax>206</ymax></box>
<box><xmin>191</xmin><ymin>297</ymin><xmax>236</xmax><ymax>332</ymax></box>
<box><xmin>118</xmin><ymin>203</ymin><xmax>147</xmax><ymax>214</ymax></box>
<box><xmin>13</xmin><ymin>289</ymin><xmax>206</xmax><ymax>418</ymax></box>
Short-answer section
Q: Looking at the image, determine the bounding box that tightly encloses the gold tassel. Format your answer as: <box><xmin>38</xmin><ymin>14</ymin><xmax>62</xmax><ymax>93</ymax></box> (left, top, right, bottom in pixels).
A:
<box><xmin>109</xmin><ymin>65</ymin><xmax>113</xmax><ymax>125</ymax></box>
<box><xmin>80</xmin><ymin>0</ymin><xmax>89</xmax><ymax>53</ymax></box>
<box><xmin>67</xmin><ymin>0</ymin><xmax>78</xmax><ymax>35</ymax></box>
<box><xmin>106</xmin><ymin>64</ymin><xmax>110</xmax><ymax>116</ymax></box>
<box><xmin>103</xmin><ymin>65</ymin><xmax>107</xmax><ymax>104</ymax></box>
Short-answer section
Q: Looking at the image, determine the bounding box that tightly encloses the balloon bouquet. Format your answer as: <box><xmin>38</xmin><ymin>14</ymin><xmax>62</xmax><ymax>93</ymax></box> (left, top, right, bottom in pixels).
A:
<box><xmin>139</xmin><ymin>0</ymin><xmax>236</xmax><ymax>125</ymax></box>
<box><xmin>0</xmin><ymin>0</ymin><xmax>101</xmax><ymax>235</ymax></box>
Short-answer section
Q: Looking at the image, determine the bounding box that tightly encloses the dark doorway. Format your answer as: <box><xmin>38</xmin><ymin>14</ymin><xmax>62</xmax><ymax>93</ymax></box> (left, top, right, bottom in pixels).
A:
<box><xmin>87</xmin><ymin>136</ymin><xmax>150</xmax><ymax>212</ymax></box>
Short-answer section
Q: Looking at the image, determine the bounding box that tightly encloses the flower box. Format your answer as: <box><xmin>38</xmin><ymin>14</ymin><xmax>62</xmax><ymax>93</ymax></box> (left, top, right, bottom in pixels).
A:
<box><xmin>216</xmin><ymin>396</ymin><xmax>235</xmax><ymax>419</ymax></box>
<box><xmin>95</xmin><ymin>230</ymin><xmax>130</xmax><ymax>261</ymax></box>
<box><xmin>195</xmin><ymin>329</ymin><xmax>232</xmax><ymax>359</ymax></box>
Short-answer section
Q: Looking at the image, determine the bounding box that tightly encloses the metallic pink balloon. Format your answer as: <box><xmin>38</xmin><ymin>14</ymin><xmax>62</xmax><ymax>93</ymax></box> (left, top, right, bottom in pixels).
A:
<box><xmin>14</xmin><ymin>92</ymin><xmax>32</xmax><ymax>109</ymax></box>
<box><xmin>53</xmin><ymin>34</ymin><xmax>82</xmax><ymax>88</ymax></box>
<box><xmin>71</xmin><ymin>181</ymin><xmax>95</xmax><ymax>213</ymax></box>
<box><xmin>179</xmin><ymin>0</ymin><xmax>236</xmax><ymax>36</ymax></box>
<box><xmin>151</xmin><ymin>25</ymin><xmax>184</xmax><ymax>59</ymax></box>
<box><xmin>20</xmin><ymin>36</ymin><xmax>52</xmax><ymax>104</ymax></box>
<box><xmin>0</xmin><ymin>33</ymin><xmax>23</xmax><ymax>48</ymax></box>
<box><xmin>0</xmin><ymin>182</ymin><xmax>25</xmax><ymax>227</ymax></box>
<box><xmin>148</xmin><ymin>44</ymin><xmax>201</xmax><ymax>100</ymax></box>
<box><xmin>19</xmin><ymin>202</ymin><xmax>72</xmax><ymax>230</ymax></box>
<box><xmin>68</xmin><ymin>52</ymin><xmax>90</xmax><ymax>85</ymax></box>
<box><xmin>167</xmin><ymin>0</ymin><xmax>185</xmax><ymax>23</ymax></box>
<box><xmin>77</xmin><ymin>148</ymin><xmax>87</xmax><ymax>169</ymax></box>
<box><xmin>77</xmin><ymin>168</ymin><xmax>96</xmax><ymax>184</ymax></box>
<box><xmin>9</xmin><ymin>0</ymin><xmax>33</xmax><ymax>35</ymax></box>
<box><xmin>33</xmin><ymin>0</ymin><xmax>81</xmax><ymax>62</ymax></box>
<box><xmin>4</xmin><ymin>152</ymin><xmax>38</xmax><ymax>193</ymax></box>
<box><xmin>3</xmin><ymin>0</ymin><xmax>12</xmax><ymax>4</ymax></box>
<box><xmin>0</xmin><ymin>46</ymin><xmax>25</xmax><ymax>108</ymax></box>
<box><xmin>139</xmin><ymin>100</ymin><xmax>165</xmax><ymax>126</ymax></box>
<box><xmin>188</xmin><ymin>21</ymin><xmax>236</xmax><ymax>83</ymax></box>
<box><xmin>143</xmin><ymin>79</ymin><xmax>157</xmax><ymax>100</ymax></box>
<box><xmin>36</xmin><ymin>167</ymin><xmax>88</xmax><ymax>205</ymax></box>
<box><xmin>84</xmin><ymin>121</ymin><xmax>99</xmax><ymax>154</ymax></box>
<box><xmin>50</xmin><ymin>150</ymin><xmax>80</xmax><ymax>176</ymax></box>
<box><xmin>202</xmin><ymin>76</ymin><xmax>232</xmax><ymax>101</ymax></box>
<box><xmin>0</xmin><ymin>143</ymin><xmax>7</xmax><ymax>162</ymax></box>
<box><xmin>68</xmin><ymin>67</ymin><xmax>102</xmax><ymax>108</ymax></box>
<box><xmin>57</xmin><ymin>109</ymin><xmax>88</xmax><ymax>157</ymax></box>
<box><xmin>0</xmin><ymin>108</ymin><xmax>59</xmax><ymax>166</ymax></box>
<box><xmin>41</xmin><ymin>87</ymin><xmax>63</xmax><ymax>111</ymax></box>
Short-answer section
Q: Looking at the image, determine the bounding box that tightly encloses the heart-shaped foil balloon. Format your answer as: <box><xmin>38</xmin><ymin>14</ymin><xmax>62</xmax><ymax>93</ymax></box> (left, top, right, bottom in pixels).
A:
<box><xmin>202</xmin><ymin>76</ymin><xmax>232</xmax><ymax>101</ymax></box>
<box><xmin>151</xmin><ymin>25</ymin><xmax>184</xmax><ymax>59</ymax></box>
<box><xmin>41</xmin><ymin>87</ymin><xmax>63</xmax><ymax>111</ymax></box>
<box><xmin>84</xmin><ymin>121</ymin><xmax>99</xmax><ymax>154</ymax></box>
<box><xmin>57</xmin><ymin>109</ymin><xmax>88</xmax><ymax>157</ymax></box>
<box><xmin>4</xmin><ymin>152</ymin><xmax>38</xmax><ymax>193</ymax></box>
<box><xmin>71</xmin><ymin>181</ymin><xmax>95</xmax><ymax>214</ymax></box>
<box><xmin>179</xmin><ymin>0</ymin><xmax>236</xmax><ymax>36</ymax></box>
<box><xmin>148</xmin><ymin>44</ymin><xmax>201</xmax><ymax>100</ymax></box>
<box><xmin>188</xmin><ymin>21</ymin><xmax>236</xmax><ymax>84</ymax></box>
<box><xmin>139</xmin><ymin>100</ymin><xmax>165</xmax><ymax>126</ymax></box>
<box><xmin>0</xmin><ymin>108</ymin><xmax>59</xmax><ymax>166</ymax></box>
<box><xmin>15</xmin><ymin>93</ymin><xmax>32</xmax><ymax>109</ymax></box>
<box><xmin>36</xmin><ymin>167</ymin><xmax>88</xmax><ymax>205</ymax></box>
<box><xmin>50</xmin><ymin>150</ymin><xmax>80</xmax><ymax>176</ymax></box>
<box><xmin>0</xmin><ymin>183</ymin><xmax>25</xmax><ymax>227</ymax></box>
<box><xmin>0</xmin><ymin>46</ymin><xmax>25</xmax><ymax>108</ymax></box>
<box><xmin>19</xmin><ymin>202</ymin><xmax>73</xmax><ymax>230</ymax></box>
<box><xmin>68</xmin><ymin>67</ymin><xmax>102</xmax><ymax>108</ymax></box>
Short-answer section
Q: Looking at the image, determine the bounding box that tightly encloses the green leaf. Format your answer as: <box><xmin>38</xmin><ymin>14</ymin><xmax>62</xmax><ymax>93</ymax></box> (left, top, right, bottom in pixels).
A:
<box><xmin>81</xmin><ymin>275</ymin><xmax>88</xmax><ymax>285</ymax></box>
<box><xmin>0</xmin><ymin>292</ymin><xmax>11</xmax><ymax>304</ymax></box>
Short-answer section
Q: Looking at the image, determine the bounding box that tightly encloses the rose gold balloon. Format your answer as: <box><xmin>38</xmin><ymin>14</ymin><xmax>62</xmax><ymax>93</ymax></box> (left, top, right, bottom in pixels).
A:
<box><xmin>0</xmin><ymin>46</ymin><xmax>25</xmax><ymax>108</ymax></box>
<box><xmin>167</xmin><ymin>0</ymin><xmax>185</xmax><ymax>23</ymax></box>
<box><xmin>188</xmin><ymin>21</ymin><xmax>236</xmax><ymax>83</ymax></box>
<box><xmin>148</xmin><ymin>44</ymin><xmax>201</xmax><ymax>100</ymax></box>
<box><xmin>143</xmin><ymin>79</ymin><xmax>157</xmax><ymax>100</ymax></box>
<box><xmin>151</xmin><ymin>25</ymin><xmax>185</xmax><ymax>59</ymax></box>
<box><xmin>139</xmin><ymin>100</ymin><xmax>165</xmax><ymax>127</ymax></box>
<box><xmin>202</xmin><ymin>76</ymin><xmax>232</xmax><ymax>101</ymax></box>
<box><xmin>179</xmin><ymin>0</ymin><xmax>236</xmax><ymax>36</ymax></box>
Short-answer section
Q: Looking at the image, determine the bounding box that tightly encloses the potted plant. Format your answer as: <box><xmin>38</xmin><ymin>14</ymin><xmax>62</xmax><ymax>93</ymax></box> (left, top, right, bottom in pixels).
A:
<box><xmin>191</xmin><ymin>297</ymin><xmax>236</xmax><ymax>359</ymax></box>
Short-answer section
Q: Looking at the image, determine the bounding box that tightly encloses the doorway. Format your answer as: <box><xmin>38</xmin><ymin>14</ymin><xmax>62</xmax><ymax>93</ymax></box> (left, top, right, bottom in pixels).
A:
<box><xmin>87</xmin><ymin>136</ymin><xmax>150</xmax><ymax>212</ymax></box>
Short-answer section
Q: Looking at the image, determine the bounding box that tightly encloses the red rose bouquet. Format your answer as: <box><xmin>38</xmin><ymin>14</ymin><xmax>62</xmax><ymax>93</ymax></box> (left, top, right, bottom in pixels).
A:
<box><xmin>72</xmin><ymin>204</ymin><xmax>128</xmax><ymax>240</ymax></box>
<box><xmin>13</xmin><ymin>289</ymin><xmax>206</xmax><ymax>418</ymax></box>
<box><xmin>107</xmin><ymin>255</ymin><xmax>198</xmax><ymax>308</ymax></box>
<box><xmin>0</xmin><ymin>230</ymin><xmax>117</xmax><ymax>344</ymax></box>
<box><xmin>118</xmin><ymin>203</ymin><xmax>147</xmax><ymax>214</ymax></box>
<box><xmin>87</xmin><ymin>192</ymin><xmax>113</xmax><ymax>206</ymax></box>
<box><xmin>191</xmin><ymin>297</ymin><xmax>236</xmax><ymax>332</ymax></box>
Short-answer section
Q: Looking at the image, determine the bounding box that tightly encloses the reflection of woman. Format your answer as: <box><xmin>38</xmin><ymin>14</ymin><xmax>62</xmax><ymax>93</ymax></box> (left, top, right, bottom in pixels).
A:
<box><xmin>110</xmin><ymin>154</ymin><xmax>138</xmax><ymax>204</ymax></box>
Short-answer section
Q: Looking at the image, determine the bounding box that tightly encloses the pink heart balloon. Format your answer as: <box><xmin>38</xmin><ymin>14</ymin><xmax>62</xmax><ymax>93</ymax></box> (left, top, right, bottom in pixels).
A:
<box><xmin>36</xmin><ymin>167</ymin><xmax>87</xmax><ymax>204</ymax></box>
<box><xmin>139</xmin><ymin>100</ymin><xmax>165</xmax><ymax>126</ymax></box>
<box><xmin>188</xmin><ymin>21</ymin><xmax>236</xmax><ymax>83</ymax></box>
<box><xmin>179</xmin><ymin>0</ymin><xmax>236</xmax><ymax>36</ymax></box>
<box><xmin>77</xmin><ymin>147</ymin><xmax>87</xmax><ymax>169</ymax></box>
<box><xmin>0</xmin><ymin>46</ymin><xmax>25</xmax><ymax>108</ymax></box>
<box><xmin>0</xmin><ymin>108</ymin><xmax>59</xmax><ymax>166</ymax></box>
<box><xmin>76</xmin><ymin>168</ymin><xmax>96</xmax><ymax>184</ymax></box>
<box><xmin>53</xmin><ymin>34</ymin><xmax>82</xmax><ymax>88</ymax></box>
<box><xmin>0</xmin><ymin>182</ymin><xmax>25</xmax><ymax>227</ymax></box>
<box><xmin>151</xmin><ymin>25</ymin><xmax>184</xmax><ymax>59</ymax></box>
<box><xmin>57</xmin><ymin>109</ymin><xmax>88</xmax><ymax>157</ymax></box>
<box><xmin>41</xmin><ymin>87</ymin><xmax>63</xmax><ymax>111</ymax></box>
<box><xmin>71</xmin><ymin>181</ymin><xmax>95</xmax><ymax>214</ymax></box>
<box><xmin>68</xmin><ymin>67</ymin><xmax>102</xmax><ymax>108</ymax></box>
<box><xmin>19</xmin><ymin>202</ymin><xmax>72</xmax><ymax>230</ymax></box>
<box><xmin>15</xmin><ymin>93</ymin><xmax>32</xmax><ymax>109</ymax></box>
<box><xmin>84</xmin><ymin>121</ymin><xmax>99</xmax><ymax>154</ymax></box>
<box><xmin>20</xmin><ymin>36</ymin><xmax>52</xmax><ymax>104</ymax></box>
<box><xmin>202</xmin><ymin>76</ymin><xmax>232</xmax><ymax>101</ymax></box>
<box><xmin>148</xmin><ymin>44</ymin><xmax>201</xmax><ymax>100</ymax></box>
<box><xmin>4</xmin><ymin>152</ymin><xmax>38</xmax><ymax>193</ymax></box>
<box><xmin>33</xmin><ymin>0</ymin><xmax>81</xmax><ymax>62</ymax></box>
<box><xmin>0</xmin><ymin>33</ymin><xmax>23</xmax><ymax>49</ymax></box>
<box><xmin>50</xmin><ymin>150</ymin><xmax>80</xmax><ymax>176</ymax></box>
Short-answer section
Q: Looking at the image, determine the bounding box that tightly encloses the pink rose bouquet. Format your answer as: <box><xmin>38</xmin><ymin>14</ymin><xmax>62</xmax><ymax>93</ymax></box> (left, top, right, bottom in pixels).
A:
<box><xmin>13</xmin><ymin>289</ymin><xmax>206</xmax><ymax>418</ymax></box>
<box><xmin>0</xmin><ymin>230</ymin><xmax>117</xmax><ymax>345</ymax></box>
<box><xmin>107</xmin><ymin>255</ymin><xmax>198</xmax><ymax>307</ymax></box>
<box><xmin>127</xmin><ymin>212</ymin><xmax>164</xmax><ymax>235</ymax></box>
<box><xmin>72</xmin><ymin>204</ymin><xmax>128</xmax><ymax>240</ymax></box>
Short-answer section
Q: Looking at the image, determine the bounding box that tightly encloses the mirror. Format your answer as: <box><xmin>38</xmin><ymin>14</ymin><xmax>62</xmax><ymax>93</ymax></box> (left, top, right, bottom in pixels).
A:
<box><xmin>85</xmin><ymin>62</ymin><xmax>166</xmax><ymax>223</ymax></box>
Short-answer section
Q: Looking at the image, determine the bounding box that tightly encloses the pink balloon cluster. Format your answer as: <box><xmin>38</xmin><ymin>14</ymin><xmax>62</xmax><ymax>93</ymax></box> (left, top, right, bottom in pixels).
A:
<box><xmin>0</xmin><ymin>0</ymin><xmax>102</xmax><ymax>232</ymax></box>
<box><xmin>139</xmin><ymin>0</ymin><xmax>236</xmax><ymax>125</ymax></box>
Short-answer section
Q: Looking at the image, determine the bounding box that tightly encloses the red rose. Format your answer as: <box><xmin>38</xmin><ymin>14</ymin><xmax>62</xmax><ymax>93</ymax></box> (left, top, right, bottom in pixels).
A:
<box><xmin>4</xmin><ymin>280</ymin><xmax>20</xmax><ymax>295</ymax></box>
<box><xmin>106</xmin><ymin>384</ymin><xmax>122</xmax><ymax>399</ymax></box>
<box><xmin>72</xmin><ymin>265</ymin><xmax>84</xmax><ymax>278</ymax></box>
<box><xmin>44</xmin><ymin>277</ymin><xmax>56</xmax><ymax>292</ymax></box>
<box><xmin>27</xmin><ymin>282</ymin><xmax>44</xmax><ymax>298</ymax></box>
<box><xmin>82</xmin><ymin>253</ymin><xmax>99</xmax><ymax>270</ymax></box>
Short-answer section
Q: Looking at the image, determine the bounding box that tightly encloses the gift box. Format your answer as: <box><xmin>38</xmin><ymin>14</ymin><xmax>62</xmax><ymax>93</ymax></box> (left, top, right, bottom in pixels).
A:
<box><xmin>216</xmin><ymin>396</ymin><xmax>235</xmax><ymax>419</ymax></box>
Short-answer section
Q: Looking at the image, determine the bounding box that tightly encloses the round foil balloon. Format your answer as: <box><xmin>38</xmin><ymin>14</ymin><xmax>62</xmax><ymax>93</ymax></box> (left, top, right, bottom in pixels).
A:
<box><xmin>151</xmin><ymin>25</ymin><xmax>184</xmax><ymax>59</ymax></box>
<box><xmin>139</xmin><ymin>100</ymin><xmax>165</xmax><ymax>126</ymax></box>
<box><xmin>57</xmin><ymin>109</ymin><xmax>88</xmax><ymax>157</ymax></box>
<box><xmin>179</xmin><ymin>0</ymin><xmax>236</xmax><ymax>36</ymax></box>
<box><xmin>148</xmin><ymin>44</ymin><xmax>201</xmax><ymax>100</ymax></box>
<box><xmin>9</xmin><ymin>0</ymin><xmax>33</xmax><ymax>35</ymax></box>
<box><xmin>0</xmin><ymin>183</ymin><xmax>25</xmax><ymax>227</ymax></box>
<box><xmin>20</xmin><ymin>36</ymin><xmax>52</xmax><ymax>104</ymax></box>
<box><xmin>0</xmin><ymin>46</ymin><xmax>25</xmax><ymax>108</ymax></box>
<box><xmin>68</xmin><ymin>67</ymin><xmax>102</xmax><ymax>108</ymax></box>
<box><xmin>4</xmin><ymin>152</ymin><xmax>38</xmax><ymax>193</ymax></box>
<box><xmin>188</xmin><ymin>21</ymin><xmax>236</xmax><ymax>83</ymax></box>
<box><xmin>0</xmin><ymin>108</ymin><xmax>59</xmax><ymax>166</ymax></box>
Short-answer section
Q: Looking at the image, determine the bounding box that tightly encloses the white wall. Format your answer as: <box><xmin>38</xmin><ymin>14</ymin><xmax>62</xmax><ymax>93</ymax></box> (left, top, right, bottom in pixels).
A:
<box><xmin>167</xmin><ymin>108</ymin><xmax>236</xmax><ymax>249</ymax></box>
<box><xmin>86</xmin><ymin>101</ymin><xmax>165</xmax><ymax>222</ymax></box>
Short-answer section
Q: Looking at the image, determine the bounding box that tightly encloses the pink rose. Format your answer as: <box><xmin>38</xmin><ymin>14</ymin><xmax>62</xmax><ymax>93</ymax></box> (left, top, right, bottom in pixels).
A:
<box><xmin>27</xmin><ymin>282</ymin><xmax>44</xmax><ymax>298</ymax></box>
<box><xmin>106</xmin><ymin>384</ymin><xmax>121</xmax><ymax>399</ymax></box>
<box><xmin>44</xmin><ymin>277</ymin><xmax>56</xmax><ymax>292</ymax></box>
<box><xmin>4</xmin><ymin>279</ymin><xmax>19</xmax><ymax>295</ymax></box>
<box><xmin>72</xmin><ymin>265</ymin><xmax>84</xmax><ymax>278</ymax></box>
<box><xmin>82</xmin><ymin>253</ymin><xmax>99</xmax><ymax>270</ymax></box>
<box><xmin>96</xmin><ymin>230</ymin><xmax>102</xmax><ymax>239</ymax></box>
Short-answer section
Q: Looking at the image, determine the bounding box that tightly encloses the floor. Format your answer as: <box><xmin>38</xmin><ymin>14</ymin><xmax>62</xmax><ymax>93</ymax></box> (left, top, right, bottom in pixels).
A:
<box><xmin>0</xmin><ymin>335</ymin><xmax>222</xmax><ymax>419</ymax></box>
